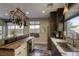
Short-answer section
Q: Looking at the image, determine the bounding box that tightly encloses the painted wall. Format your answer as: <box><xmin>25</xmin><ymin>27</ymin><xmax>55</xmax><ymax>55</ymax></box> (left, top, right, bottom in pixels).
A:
<box><xmin>37</xmin><ymin>18</ymin><xmax>50</xmax><ymax>44</ymax></box>
<box><xmin>29</xmin><ymin>18</ymin><xmax>50</xmax><ymax>44</ymax></box>
<box><xmin>23</xmin><ymin>18</ymin><xmax>50</xmax><ymax>44</ymax></box>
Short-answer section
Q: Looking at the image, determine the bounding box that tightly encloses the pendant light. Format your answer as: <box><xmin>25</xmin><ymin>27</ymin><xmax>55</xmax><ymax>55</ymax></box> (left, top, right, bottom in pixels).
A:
<box><xmin>63</xmin><ymin>3</ymin><xmax>68</xmax><ymax>15</ymax></box>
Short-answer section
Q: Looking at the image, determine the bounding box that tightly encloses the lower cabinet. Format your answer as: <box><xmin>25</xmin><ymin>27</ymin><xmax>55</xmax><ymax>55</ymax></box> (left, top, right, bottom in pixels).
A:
<box><xmin>0</xmin><ymin>37</ymin><xmax>34</xmax><ymax>56</ymax></box>
<box><xmin>16</xmin><ymin>39</ymin><xmax>33</xmax><ymax>56</ymax></box>
<box><xmin>27</xmin><ymin>40</ymin><xmax>32</xmax><ymax>56</ymax></box>
<box><xmin>17</xmin><ymin>47</ymin><xmax>26</xmax><ymax>56</ymax></box>
<box><xmin>48</xmin><ymin>38</ymin><xmax>61</xmax><ymax>56</ymax></box>
<box><xmin>15</xmin><ymin>48</ymin><xmax>26</xmax><ymax>56</ymax></box>
<box><xmin>0</xmin><ymin>40</ymin><xmax>31</xmax><ymax>56</ymax></box>
<box><xmin>15</xmin><ymin>42</ymin><xmax>27</xmax><ymax>56</ymax></box>
<box><xmin>51</xmin><ymin>41</ymin><xmax>61</xmax><ymax>56</ymax></box>
<box><xmin>47</xmin><ymin>37</ymin><xmax>51</xmax><ymax>50</ymax></box>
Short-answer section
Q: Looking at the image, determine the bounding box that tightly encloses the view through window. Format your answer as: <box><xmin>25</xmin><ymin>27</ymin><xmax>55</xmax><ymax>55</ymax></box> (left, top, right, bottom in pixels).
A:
<box><xmin>67</xmin><ymin>16</ymin><xmax>79</xmax><ymax>38</ymax></box>
<box><xmin>7</xmin><ymin>23</ymin><xmax>24</xmax><ymax>37</ymax></box>
<box><xmin>0</xmin><ymin>20</ymin><xmax>2</xmax><ymax>39</ymax></box>
<box><xmin>29</xmin><ymin>20</ymin><xmax>40</xmax><ymax>37</ymax></box>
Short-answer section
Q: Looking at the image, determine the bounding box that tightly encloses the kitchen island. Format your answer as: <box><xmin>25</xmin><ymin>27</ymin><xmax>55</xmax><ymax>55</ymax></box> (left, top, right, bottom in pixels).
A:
<box><xmin>0</xmin><ymin>36</ymin><xmax>34</xmax><ymax>56</ymax></box>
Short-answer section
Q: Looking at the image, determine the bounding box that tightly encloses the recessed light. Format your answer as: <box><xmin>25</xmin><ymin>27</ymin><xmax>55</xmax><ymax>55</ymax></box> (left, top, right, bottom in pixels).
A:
<box><xmin>4</xmin><ymin>13</ymin><xmax>8</xmax><ymax>16</ymax></box>
<box><xmin>26</xmin><ymin>12</ymin><xmax>30</xmax><ymax>14</ymax></box>
<box><xmin>42</xmin><ymin>11</ymin><xmax>45</xmax><ymax>14</ymax></box>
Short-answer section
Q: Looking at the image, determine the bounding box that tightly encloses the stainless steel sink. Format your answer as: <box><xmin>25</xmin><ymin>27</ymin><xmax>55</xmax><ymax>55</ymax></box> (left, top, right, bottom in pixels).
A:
<box><xmin>57</xmin><ymin>42</ymin><xmax>73</xmax><ymax>52</ymax></box>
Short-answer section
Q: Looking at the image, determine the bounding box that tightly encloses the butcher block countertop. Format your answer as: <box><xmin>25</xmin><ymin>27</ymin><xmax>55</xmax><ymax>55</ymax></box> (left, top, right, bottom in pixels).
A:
<box><xmin>0</xmin><ymin>36</ymin><xmax>34</xmax><ymax>50</ymax></box>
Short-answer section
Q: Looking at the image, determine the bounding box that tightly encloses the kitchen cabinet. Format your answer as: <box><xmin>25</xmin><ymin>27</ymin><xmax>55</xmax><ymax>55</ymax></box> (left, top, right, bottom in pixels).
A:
<box><xmin>49</xmin><ymin>12</ymin><xmax>57</xmax><ymax>37</ymax></box>
<box><xmin>57</xmin><ymin>8</ymin><xmax>65</xmax><ymax>32</ymax></box>
<box><xmin>48</xmin><ymin>38</ymin><xmax>61</xmax><ymax>56</ymax></box>
<box><xmin>15</xmin><ymin>42</ymin><xmax>27</xmax><ymax>56</ymax></box>
<box><xmin>27</xmin><ymin>39</ymin><xmax>32</xmax><ymax>55</ymax></box>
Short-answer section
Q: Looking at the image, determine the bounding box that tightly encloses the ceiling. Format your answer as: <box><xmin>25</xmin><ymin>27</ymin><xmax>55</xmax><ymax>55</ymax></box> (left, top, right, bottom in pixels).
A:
<box><xmin>0</xmin><ymin>3</ymin><xmax>64</xmax><ymax>19</ymax></box>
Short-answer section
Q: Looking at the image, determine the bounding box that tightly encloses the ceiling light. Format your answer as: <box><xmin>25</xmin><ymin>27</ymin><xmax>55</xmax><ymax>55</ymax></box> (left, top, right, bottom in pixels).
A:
<box><xmin>47</xmin><ymin>3</ymin><xmax>53</xmax><ymax>8</ymax></box>
<box><xmin>42</xmin><ymin>11</ymin><xmax>45</xmax><ymax>13</ymax></box>
<box><xmin>4</xmin><ymin>13</ymin><xmax>8</xmax><ymax>16</ymax></box>
<box><xmin>26</xmin><ymin>12</ymin><xmax>30</xmax><ymax>14</ymax></box>
<box><xmin>63</xmin><ymin>4</ymin><xmax>68</xmax><ymax>15</ymax></box>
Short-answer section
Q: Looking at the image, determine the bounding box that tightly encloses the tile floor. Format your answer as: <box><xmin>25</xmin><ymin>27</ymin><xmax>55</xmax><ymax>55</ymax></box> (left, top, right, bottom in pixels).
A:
<box><xmin>31</xmin><ymin>44</ymin><xmax>51</xmax><ymax>56</ymax></box>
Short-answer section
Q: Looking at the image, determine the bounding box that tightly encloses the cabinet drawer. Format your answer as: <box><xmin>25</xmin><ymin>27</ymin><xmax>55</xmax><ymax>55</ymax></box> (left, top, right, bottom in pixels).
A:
<box><xmin>15</xmin><ymin>43</ymin><xmax>26</xmax><ymax>56</ymax></box>
<box><xmin>16</xmin><ymin>47</ymin><xmax>26</xmax><ymax>56</ymax></box>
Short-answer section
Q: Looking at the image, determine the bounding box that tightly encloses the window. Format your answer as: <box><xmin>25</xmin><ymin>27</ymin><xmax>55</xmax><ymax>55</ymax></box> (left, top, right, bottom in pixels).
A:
<box><xmin>16</xmin><ymin>25</ymin><xmax>24</xmax><ymax>36</ymax></box>
<box><xmin>29</xmin><ymin>20</ymin><xmax>40</xmax><ymax>37</ymax></box>
<box><xmin>7</xmin><ymin>23</ymin><xmax>24</xmax><ymax>37</ymax></box>
<box><xmin>0</xmin><ymin>24</ymin><xmax>2</xmax><ymax>39</ymax></box>
<box><xmin>66</xmin><ymin>16</ymin><xmax>79</xmax><ymax>39</ymax></box>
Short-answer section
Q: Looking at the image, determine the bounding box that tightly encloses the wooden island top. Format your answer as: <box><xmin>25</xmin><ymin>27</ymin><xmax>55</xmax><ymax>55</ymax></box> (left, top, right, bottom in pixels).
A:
<box><xmin>0</xmin><ymin>36</ymin><xmax>34</xmax><ymax>50</ymax></box>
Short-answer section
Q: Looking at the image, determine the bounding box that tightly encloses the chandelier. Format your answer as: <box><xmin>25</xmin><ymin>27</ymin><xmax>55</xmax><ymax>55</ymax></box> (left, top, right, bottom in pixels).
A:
<box><xmin>9</xmin><ymin>8</ymin><xmax>29</xmax><ymax>27</ymax></box>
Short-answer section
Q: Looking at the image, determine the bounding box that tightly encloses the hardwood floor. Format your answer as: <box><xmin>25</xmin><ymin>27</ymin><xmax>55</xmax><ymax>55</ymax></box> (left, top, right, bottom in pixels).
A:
<box><xmin>30</xmin><ymin>44</ymin><xmax>51</xmax><ymax>56</ymax></box>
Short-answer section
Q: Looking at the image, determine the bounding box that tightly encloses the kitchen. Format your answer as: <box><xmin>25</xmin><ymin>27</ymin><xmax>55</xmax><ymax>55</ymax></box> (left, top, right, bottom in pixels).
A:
<box><xmin>0</xmin><ymin>3</ymin><xmax>79</xmax><ymax>56</ymax></box>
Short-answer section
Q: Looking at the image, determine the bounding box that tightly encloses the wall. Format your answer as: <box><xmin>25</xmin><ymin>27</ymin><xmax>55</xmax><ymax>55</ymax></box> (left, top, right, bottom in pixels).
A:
<box><xmin>39</xmin><ymin>18</ymin><xmax>50</xmax><ymax>44</ymax></box>
<box><xmin>29</xmin><ymin>18</ymin><xmax>50</xmax><ymax>44</ymax></box>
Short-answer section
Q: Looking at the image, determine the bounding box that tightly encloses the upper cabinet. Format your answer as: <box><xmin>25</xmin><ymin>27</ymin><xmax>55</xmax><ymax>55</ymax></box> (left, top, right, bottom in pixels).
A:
<box><xmin>57</xmin><ymin>8</ymin><xmax>64</xmax><ymax>23</ymax></box>
<box><xmin>57</xmin><ymin>8</ymin><xmax>65</xmax><ymax>31</ymax></box>
<box><xmin>65</xmin><ymin>4</ymin><xmax>79</xmax><ymax>21</ymax></box>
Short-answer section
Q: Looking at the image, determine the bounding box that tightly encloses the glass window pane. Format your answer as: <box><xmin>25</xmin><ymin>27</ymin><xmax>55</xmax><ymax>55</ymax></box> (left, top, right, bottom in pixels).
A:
<box><xmin>7</xmin><ymin>23</ymin><xmax>24</xmax><ymax>37</ymax></box>
<box><xmin>35</xmin><ymin>21</ymin><xmax>40</xmax><ymax>24</ymax></box>
<box><xmin>30</xmin><ymin>21</ymin><xmax>40</xmax><ymax>25</ymax></box>
<box><xmin>0</xmin><ymin>20</ymin><xmax>3</xmax><ymax>39</ymax></box>
<box><xmin>35</xmin><ymin>25</ymin><xmax>40</xmax><ymax>29</ymax></box>
<box><xmin>29</xmin><ymin>20</ymin><xmax>40</xmax><ymax>33</ymax></box>
<box><xmin>30</xmin><ymin>25</ymin><xmax>35</xmax><ymax>29</ymax></box>
<box><xmin>0</xmin><ymin>26</ymin><xmax>2</xmax><ymax>39</ymax></box>
<box><xmin>30</xmin><ymin>21</ymin><xmax>35</xmax><ymax>24</ymax></box>
<box><xmin>0</xmin><ymin>26</ymin><xmax>2</xmax><ymax>30</ymax></box>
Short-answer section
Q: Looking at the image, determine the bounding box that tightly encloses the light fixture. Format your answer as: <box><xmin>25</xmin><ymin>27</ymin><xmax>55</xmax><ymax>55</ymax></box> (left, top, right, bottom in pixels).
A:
<box><xmin>26</xmin><ymin>12</ymin><xmax>30</xmax><ymax>14</ymax></box>
<box><xmin>63</xmin><ymin>3</ymin><xmax>68</xmax><ymax>15</ymax></box>
<box><xmin>9</xmin><ymin>8</ymin><xmax>28</xmax><ymax>27</ymax></box>
<box><xmin>42</xmin><ymin>10</ymin><xmax>45</xmax><ymax>14</ymax></box>
<box><xmin>4</xmin><ymin>13</ymin><xmax>8</xmax><ymax>16</ymax></box>
<box><xmin>47</xmin><ymin>3</ymin><xmax>53</xmax><ymax>8</ymax></box>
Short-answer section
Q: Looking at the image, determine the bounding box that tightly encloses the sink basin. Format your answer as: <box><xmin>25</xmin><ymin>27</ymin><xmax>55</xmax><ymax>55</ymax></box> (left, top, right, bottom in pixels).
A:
<box><xmin>57</xmin><ymin>42</ymin><xmax>73</xmax><ymax>52</ymax></box>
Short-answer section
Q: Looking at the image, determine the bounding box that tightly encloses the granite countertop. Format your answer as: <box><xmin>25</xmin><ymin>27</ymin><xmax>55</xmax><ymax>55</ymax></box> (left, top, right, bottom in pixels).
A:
<box><xmin>51</xmin><ymin>37</ymin><xmax>79</xmax><ymax>56</ymax></box>
<box><xmin>0</xmin><ymin>36</ymin><xmax>34</xmax><ymax>50</ymax></box>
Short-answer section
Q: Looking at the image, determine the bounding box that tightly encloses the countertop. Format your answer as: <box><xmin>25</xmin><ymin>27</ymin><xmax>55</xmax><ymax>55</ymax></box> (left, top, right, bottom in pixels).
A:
<box><xmin>51</xmin><ymin>37</ymin><xmax>79</xmax><ymax>56</ymax></box>
<box><xmin>0</xmin><ymin>36</ymin><xmax>34</xmax><ymax>50</ymax></box>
